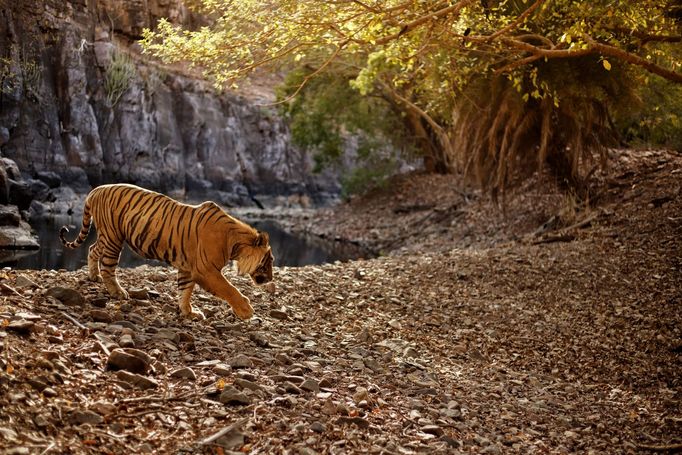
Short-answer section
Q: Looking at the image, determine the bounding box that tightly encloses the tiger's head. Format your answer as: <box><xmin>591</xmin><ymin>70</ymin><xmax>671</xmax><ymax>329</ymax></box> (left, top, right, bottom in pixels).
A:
<box><xmin>235</xmin><ymin>231</ymin><xmax>274</xmax><ymax>286</ymax></box>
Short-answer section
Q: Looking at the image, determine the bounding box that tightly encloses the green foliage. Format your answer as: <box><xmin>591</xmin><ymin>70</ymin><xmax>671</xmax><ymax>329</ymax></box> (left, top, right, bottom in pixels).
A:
<box><xmin>340</xmin><ymin>155</ymin><xmax>399</xmax><ymax>199</ymax></box>
<box><xmin>105</xmin><ymin>51</ymin><xmax>136</xmax><ymax>107</ymax></box>
<box><xmin>278</xmin><ymin>67</ymin><xmax>411</xmax><ymax>175</ymax></box>
<box><xmin>141</xmin><ymin>0</ymin><xmax>682</xmax><ymax>195</ymax></box>
<box><xmin>618</xmin><ymin>74</ymin><xmax>682</xmax><ymax>151</ymax></box>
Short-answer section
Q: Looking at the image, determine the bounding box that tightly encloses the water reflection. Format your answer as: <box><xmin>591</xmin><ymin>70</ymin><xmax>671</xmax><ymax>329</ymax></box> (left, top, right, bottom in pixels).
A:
<box><xmin>5</xmin><ymin>216</ymin><xmax>367</xmax><ymax>270</ymax></box>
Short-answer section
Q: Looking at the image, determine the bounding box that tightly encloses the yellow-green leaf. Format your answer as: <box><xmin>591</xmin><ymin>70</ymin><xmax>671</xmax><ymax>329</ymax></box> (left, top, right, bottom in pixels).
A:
<box><xmin>602</xmin><ymin>59</ymin><xmax>611</xmax><ymax>71</ymax></box>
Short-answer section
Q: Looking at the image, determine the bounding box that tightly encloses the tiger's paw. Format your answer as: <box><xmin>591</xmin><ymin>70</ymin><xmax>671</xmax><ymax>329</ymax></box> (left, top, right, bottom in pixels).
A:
<box><xmin>88</xmin><ymin>274</ymin><xmax>103</xmax><ymax>283</ymax></box>
<box><xmin>189</xmin><ymin>310</ymin><xmax>206</xmax><ymax>320</ymax></box>
<box><xmin>110</xmin><ymin>288</ymin><xmax>129</xmax><ymax>300</ymax></box>
<box><xmin>232</xmin><ymin>297</ymin><xmax>254</xmax><ymax>320</ymax></box>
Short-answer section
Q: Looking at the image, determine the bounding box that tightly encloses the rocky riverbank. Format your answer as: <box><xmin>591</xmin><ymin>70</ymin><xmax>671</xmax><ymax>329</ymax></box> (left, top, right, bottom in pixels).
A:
<box><xmin>0</xmin><ymin>148</ymin><xmax>680</xmax><ymax>453</ymax></box>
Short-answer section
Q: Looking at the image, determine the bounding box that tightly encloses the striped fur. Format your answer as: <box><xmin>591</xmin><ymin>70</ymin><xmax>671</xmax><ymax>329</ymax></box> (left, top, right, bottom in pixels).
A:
<box><xmin>60</xmin><ymin>184</ymin><xmax>274</xmax><ymax>320</ymax></box>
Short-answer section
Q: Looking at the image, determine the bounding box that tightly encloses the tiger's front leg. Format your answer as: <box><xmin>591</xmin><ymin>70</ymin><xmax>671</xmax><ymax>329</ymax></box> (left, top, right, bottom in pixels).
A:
<box><xmin>177</xmin><ymin>270</ymin><xmax>205</xmax><ymax>320</ymax></box>
<box><xmin>194</xmin><ymin>270</ymin><xmax>253</xmax><ymax>320</ymax></box>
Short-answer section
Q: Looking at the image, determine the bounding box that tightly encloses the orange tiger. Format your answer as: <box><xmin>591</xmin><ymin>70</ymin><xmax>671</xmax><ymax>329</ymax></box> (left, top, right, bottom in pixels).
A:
<box><xmin>59</xmin><ymin>183</ymin><xmax>273</xmax><ymax>320</ymax></box>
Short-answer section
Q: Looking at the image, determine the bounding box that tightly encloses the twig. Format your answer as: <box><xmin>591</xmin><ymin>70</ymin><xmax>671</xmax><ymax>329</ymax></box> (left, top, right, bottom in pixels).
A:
<box><xmin>561</xmin><ymin>211</ymin><xmax>600</xmax><ymax>232</ymax></box>
<box><xmin>60</xmin><ymin>311</ymin><xmax>87</xmax><ymax>330</ymax></box>
<box><xmin>39</xmin><ymin>442</ymin><xmax>56</xmax><ymax>455</ymax></box>
<box><xmin>199</xmin><ymin>418</ymin><xmax>249</xmax><ymax>446</ymax></box>
<box><xmin>635</xmin><ymin>442</ymin><xmax>682</xmax><ymax>452</ymax></box>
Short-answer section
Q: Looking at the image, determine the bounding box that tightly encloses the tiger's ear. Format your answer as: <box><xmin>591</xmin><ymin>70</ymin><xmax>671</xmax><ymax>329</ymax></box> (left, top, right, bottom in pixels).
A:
<box><xmin>254</xmin><ymin>231</ymin><xmax>269</xmax><ymax>247</ymax></box>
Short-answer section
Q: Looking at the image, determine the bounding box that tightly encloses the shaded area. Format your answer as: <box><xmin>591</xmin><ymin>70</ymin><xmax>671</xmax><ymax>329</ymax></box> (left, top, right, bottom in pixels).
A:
<box><xmin>4</xmin><ymin>217</ymin><xmax>366</xmax><ymax>270</ymax></box>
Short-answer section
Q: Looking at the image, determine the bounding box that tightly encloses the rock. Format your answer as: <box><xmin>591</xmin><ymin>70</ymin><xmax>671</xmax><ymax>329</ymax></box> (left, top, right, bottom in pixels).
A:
<box><xmin>212</xmin><ymin>426</ymin><xmax>245</xmax><ymax>450</ymax></box>
<box><xmin>119</xmin><ymin>334</ymin><xmax>135</xmax><ymax>348</ymax></box>
<box><xmin>310</xmin><ymin>421</ymin><xmax>326</xmax><ymax>433</ymax></box>
<box><xmin>335</xmin><ymin>416</ymin><xmax>370</xmax><ymax>429</ymax></box>
<box><xmin>0</xmin><ymin>205</ymin><xmax>21</xmax><ymax>227</ymax></box>
<box><xmin>91</xmin><ymin>402</ymin><xmax>117</xmax><ymax>416</ymax></box>
<box><xmin>14</xmin><ymin>275</ymin><xmax>39</xmax><ymax>288</ymax></box>
<box><xmin>213</xmin><ymin>364</ymin><xmax>232</xmax><ymax>376</ymax></box>
<box><xmin>403</xmin><ymin>347</ymin><xmax>419</xmax><ymax>358</ymax></box>
<box><xmin>249</xmin><ymin>332</ymin><xmax>270</xmax><ymax>347</ymax></box>
<box><xmin>284</xmin><ymin>381</ymin><xmax>302</xmax><ymax>394</ymax></box>
<box><xmin>70</xmin><ymin>410</ymin><xmax>104</xmax><ymax>425</ymax></box>
<box><xmin>107</xmin><ymin>348</ymin><xmax>152</xmax><ymax>374</ymax></box>
<box><xmin>170</xmin><ymin>367</ymin><xmax>197</xmax><ymax>380</ymax></box>
<box><xmin>300</xmin><ymin>378</ymin><xmax>320</xmax><ymax>393</ymax></box>
<box><xmin>421</xmin><ymin>425</ymin><xmax>444</xmax><ymax>437</ymax></box>
<box><xmin>0</xmin><ymin>224</ymin><xmax>39</xmax><ymax>249</ymax></box>
<box><xmin>353</xmin><ymin>387</ymin><xmax>369</xmax><ymax>403</ymax></box>
<box><xmin>128</xmin><ymin>289</ymin><xmax>149</xmax><ymax>300</ymax></box>
<box><xmin>89</xmin><ymin>297</ymin><xmax>108</xmax><ymax>308</ymax></box>
<box><xmin>116</xmin><ymin>371</ymin><xmax>159</xmax><ymax>390</ymax></box>
<box><xmin>219</xmin><ymin>386</ymin><xmax>251</xmax><ymax>405</ymax></box>
<box><xmin>42</xmin><ymin>387</ymin><xmax>58</xmax><ymax>397</ymax></box>
<box><xmin>45</xmin><ymin>287</ymin><xmax>84</xmax><ymax>306</ymax></box>
<box><xmin>87</xmin><ymin>309</ymin><xmax>112</xmax><ymax>323</ymax></box>
<box><xmin>234</xmin><ymin>378</ymin><xmax>263</xmax><ymax>392</ymax></box>
<box><xmin>6</xmin><ymin>318</ymin><xmax>35</xmax><ymax>334</ymax></box>
<box><xmin>35</xmin><ymin>171</ymin><xmax>61</xmax><ymax>188</ymax></box>
<box><xmin>228</xmin><ymin>355</ymin><xmax>253</xmax><ymax>369</ymax></box>
<box><xmin>269</xmin><ymin>309</ymin><xmax>289</xmax><ymax>320</ymax></box>
<box><xmin>154</xmin><ymin>328</ymin><xmax>180</xmax><ymax>343</ymax></box>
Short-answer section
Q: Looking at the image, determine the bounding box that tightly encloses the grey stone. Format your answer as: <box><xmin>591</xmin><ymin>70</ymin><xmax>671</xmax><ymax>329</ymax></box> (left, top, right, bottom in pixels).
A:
<box><xmin>116</xmin><ymin>371</ymin><xmax>159</xmax><ymax>390</ymax></box>
<box><xmin>170</xmin><ymin>367</ymin><xmax>197</xmax><ymax>380</ymax></box>
<box><xmin>228</xmin><ymin>354</ymin><xmax>253</xmax><ymax>369</ymax></box>
<box><xmin>70</xmin><ymin>410</ymin><xmax>104</xmax><ymax>425</ymax></box>
<box><xmin>219</xmin><ymin>386</ymin><xmax>251</xmax><ymax>405</ymax></box>
<box><xmin>45</xmin><ymin>286</ymin><xmax>84</xmax><ymax>306</ymax></box>
<box><xmin>107</xmin><ymin>348</ymin><xmax>152</xmax><ymax>374</ymax></box>
<box><xmin>300</xmin><ymin>378</ymin><xmax>320</xmax><ymax>393</ymax></box>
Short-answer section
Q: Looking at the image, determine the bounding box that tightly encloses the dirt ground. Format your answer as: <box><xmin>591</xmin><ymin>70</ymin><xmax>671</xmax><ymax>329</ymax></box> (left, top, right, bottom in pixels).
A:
<box><xmin>0</xmin><ymin>148</ymin><xmax>680</xmax><ymax>454</ymax></box>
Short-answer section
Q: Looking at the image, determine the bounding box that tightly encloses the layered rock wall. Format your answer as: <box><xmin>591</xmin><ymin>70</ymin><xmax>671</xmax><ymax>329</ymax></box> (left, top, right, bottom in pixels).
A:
<box><xmin>0</xmin><ymin>0</ymin><xmax>337</xmax><ymax>209</ymax></box>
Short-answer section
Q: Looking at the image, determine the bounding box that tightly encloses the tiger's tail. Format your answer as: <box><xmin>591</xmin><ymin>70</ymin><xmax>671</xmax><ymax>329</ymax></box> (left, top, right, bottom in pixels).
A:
<box><xmin>60</xmin><ymin>199</ymin><xmax>93</xmax><ymax>249</ymax></box>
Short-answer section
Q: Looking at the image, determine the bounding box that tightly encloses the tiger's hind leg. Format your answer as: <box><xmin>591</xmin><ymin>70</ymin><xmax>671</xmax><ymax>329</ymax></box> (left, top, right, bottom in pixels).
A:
<box><xmin>99</xmin><ymin>236</ymin><xmax>128</xmax><ymax>300</ymax></box>
<box><xmin>177</xmin><ymin>270</ymin><xmax>205</xmax><ymax>320</ymax></box>
<box><xmin>87</xmin><ymin>242</ymin><xmax>103</xmax><ymax>282</ymax></box>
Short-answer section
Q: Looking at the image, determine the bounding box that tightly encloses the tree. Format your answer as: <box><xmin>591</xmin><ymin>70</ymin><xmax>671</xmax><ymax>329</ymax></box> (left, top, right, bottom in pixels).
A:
<box><xmin>141</xmin><ymin>0</ymin><xmax>682</xmax><ymax>196</ymax></box>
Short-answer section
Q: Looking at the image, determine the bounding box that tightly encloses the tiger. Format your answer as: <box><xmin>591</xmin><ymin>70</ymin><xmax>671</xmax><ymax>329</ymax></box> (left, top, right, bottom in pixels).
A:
<box><xmin>59</xmin><ymin>183</ymin><xmax>274</xmax><ymax>320</ymax></box>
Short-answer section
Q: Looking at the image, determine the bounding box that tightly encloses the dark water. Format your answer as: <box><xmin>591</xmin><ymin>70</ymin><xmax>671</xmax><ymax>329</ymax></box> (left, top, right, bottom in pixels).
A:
<box><xmin>4</xmin><ymin>216</ymin><xmax>367</xmax><ymax>270</ymax></box>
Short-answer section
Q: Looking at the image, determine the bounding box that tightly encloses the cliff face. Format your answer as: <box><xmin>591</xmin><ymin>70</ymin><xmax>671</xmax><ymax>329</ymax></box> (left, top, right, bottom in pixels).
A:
<box><xmin>0</xmin><ymin>0</ymin><xmax>337</xmax><ymax>208</ymax></box>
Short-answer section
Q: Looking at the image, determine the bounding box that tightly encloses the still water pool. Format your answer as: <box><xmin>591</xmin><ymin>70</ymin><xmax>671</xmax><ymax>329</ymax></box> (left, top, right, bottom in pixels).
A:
<box><xmin>6</xmin><ymin>217</ymin><xmax>367</xmax><ymax>270</ymax></box>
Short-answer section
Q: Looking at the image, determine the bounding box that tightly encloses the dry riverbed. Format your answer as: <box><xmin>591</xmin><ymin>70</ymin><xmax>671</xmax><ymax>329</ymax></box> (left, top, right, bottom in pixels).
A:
<box><xmin>0</xmin><ymin>149</ymin><xmax>680</xmax><ymax>454</ymax></box>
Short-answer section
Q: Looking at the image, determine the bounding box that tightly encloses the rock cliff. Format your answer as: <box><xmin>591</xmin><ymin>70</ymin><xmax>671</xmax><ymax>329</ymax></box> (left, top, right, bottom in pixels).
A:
<box><xmin>0</xmin><ymin>0</ymin><xmax>338</xmax><ymax>211</ymax></box>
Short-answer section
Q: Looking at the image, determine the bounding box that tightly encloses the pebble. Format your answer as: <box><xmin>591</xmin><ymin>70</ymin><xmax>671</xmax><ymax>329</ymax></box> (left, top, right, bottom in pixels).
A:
<box><xmin>310</xmin><ymin>421</ymin><xmax>326</xmax><ymax>433</ymax></box>
<box><xmin>249</xmin><ymin>332</ymin><xmax>270</xmax><ymax>347</ymax></box>
<box><xmin>421</xmin><ymin>425</ymin><xmax>444</xmax><ymax>437</ymax></box>
<box><xmin>219</xmin><ymin>386</ymin><xmax>251</xmax><ymax>405</ymax></box>
<box><xmin>128</xmin><ymin>289</ymin><xmax>149</xmax><ymax>300</ymax></box>
<box><xmin>213</xmin><ymin>364</ymin><xmax>232</xmax><ymax>376</ymax></box>
<box><xmin>90</xmin><ymin>297</ymin><xmax>108</xmax><ymax>308</ymax></box>
<box><xmin>269</xmin><ymin>309</ymin><xmax>289</xmax><ymax>320</ymax></box>
<box><xmin>88</xmin><ymin>310</ymin><xmax>112</xmax><ymax>323</ymax></box>
<box><xmin>107</xmin><ymin>348</ymin><xmax>152</xmax><ymax>374</ymax></box>
<box><xmin>170</xmin><ymin>367</ymin><xmax>197</xmax><ymax>380</ymax></box>
<box><xmin>70</xmin><ymin>410</ymin><xmax>104</xmax><ymax>425</ymax></box>
<box><xmin>6</xmin><ymin>320</ymin><xmax>34</xmax><ymax>334</ymax></box>
<box><xmin>45</xmin><ymin>286</ymin><xmax>84</xmax><ymax>306</ymax></box>
<box><xmin>15</xmin><ymin>275</ymin><xmax>39</xmax><ymax>288</ymax></box>
<box><xmin>234</xmin><ymin>378</ymin><xmax>263</xmax><ymax>392</ymax></box>
<box><xmin>229</xmin><ymin>354</ymin><xmax>253</xmax><ymax>369</ymax></box>
<box><xmin>42</xmin><ymin>387</ymin><xmax>57</xmax><ymax>398</ymax></box>
<box><xmin>119</xmin><ymin>334</ymin><xmax>135</xmax><ymax>348</ymax></box>
<box><xmin>116</xmin><ymin>371</ymin><xmax>159</xmax><ymax>390</ymax></box>
<box><xmin>154</xmin><ymin>328</ymin><xmax>180</xmax><ymax>343</ymax></box>
<box><xmin>300</xmin><ymin>378</ymin><xmax>320</xmax><ymax>393</ymax></box>
<box><xmin>336</xmin><ymin>416</ymin><xmax>370</xmax><ymax>429</ymax></box>
<box><xmin>284</xmin><ymin>381</ymin><xmax>302</xmax><ymax>394</ymax></box>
